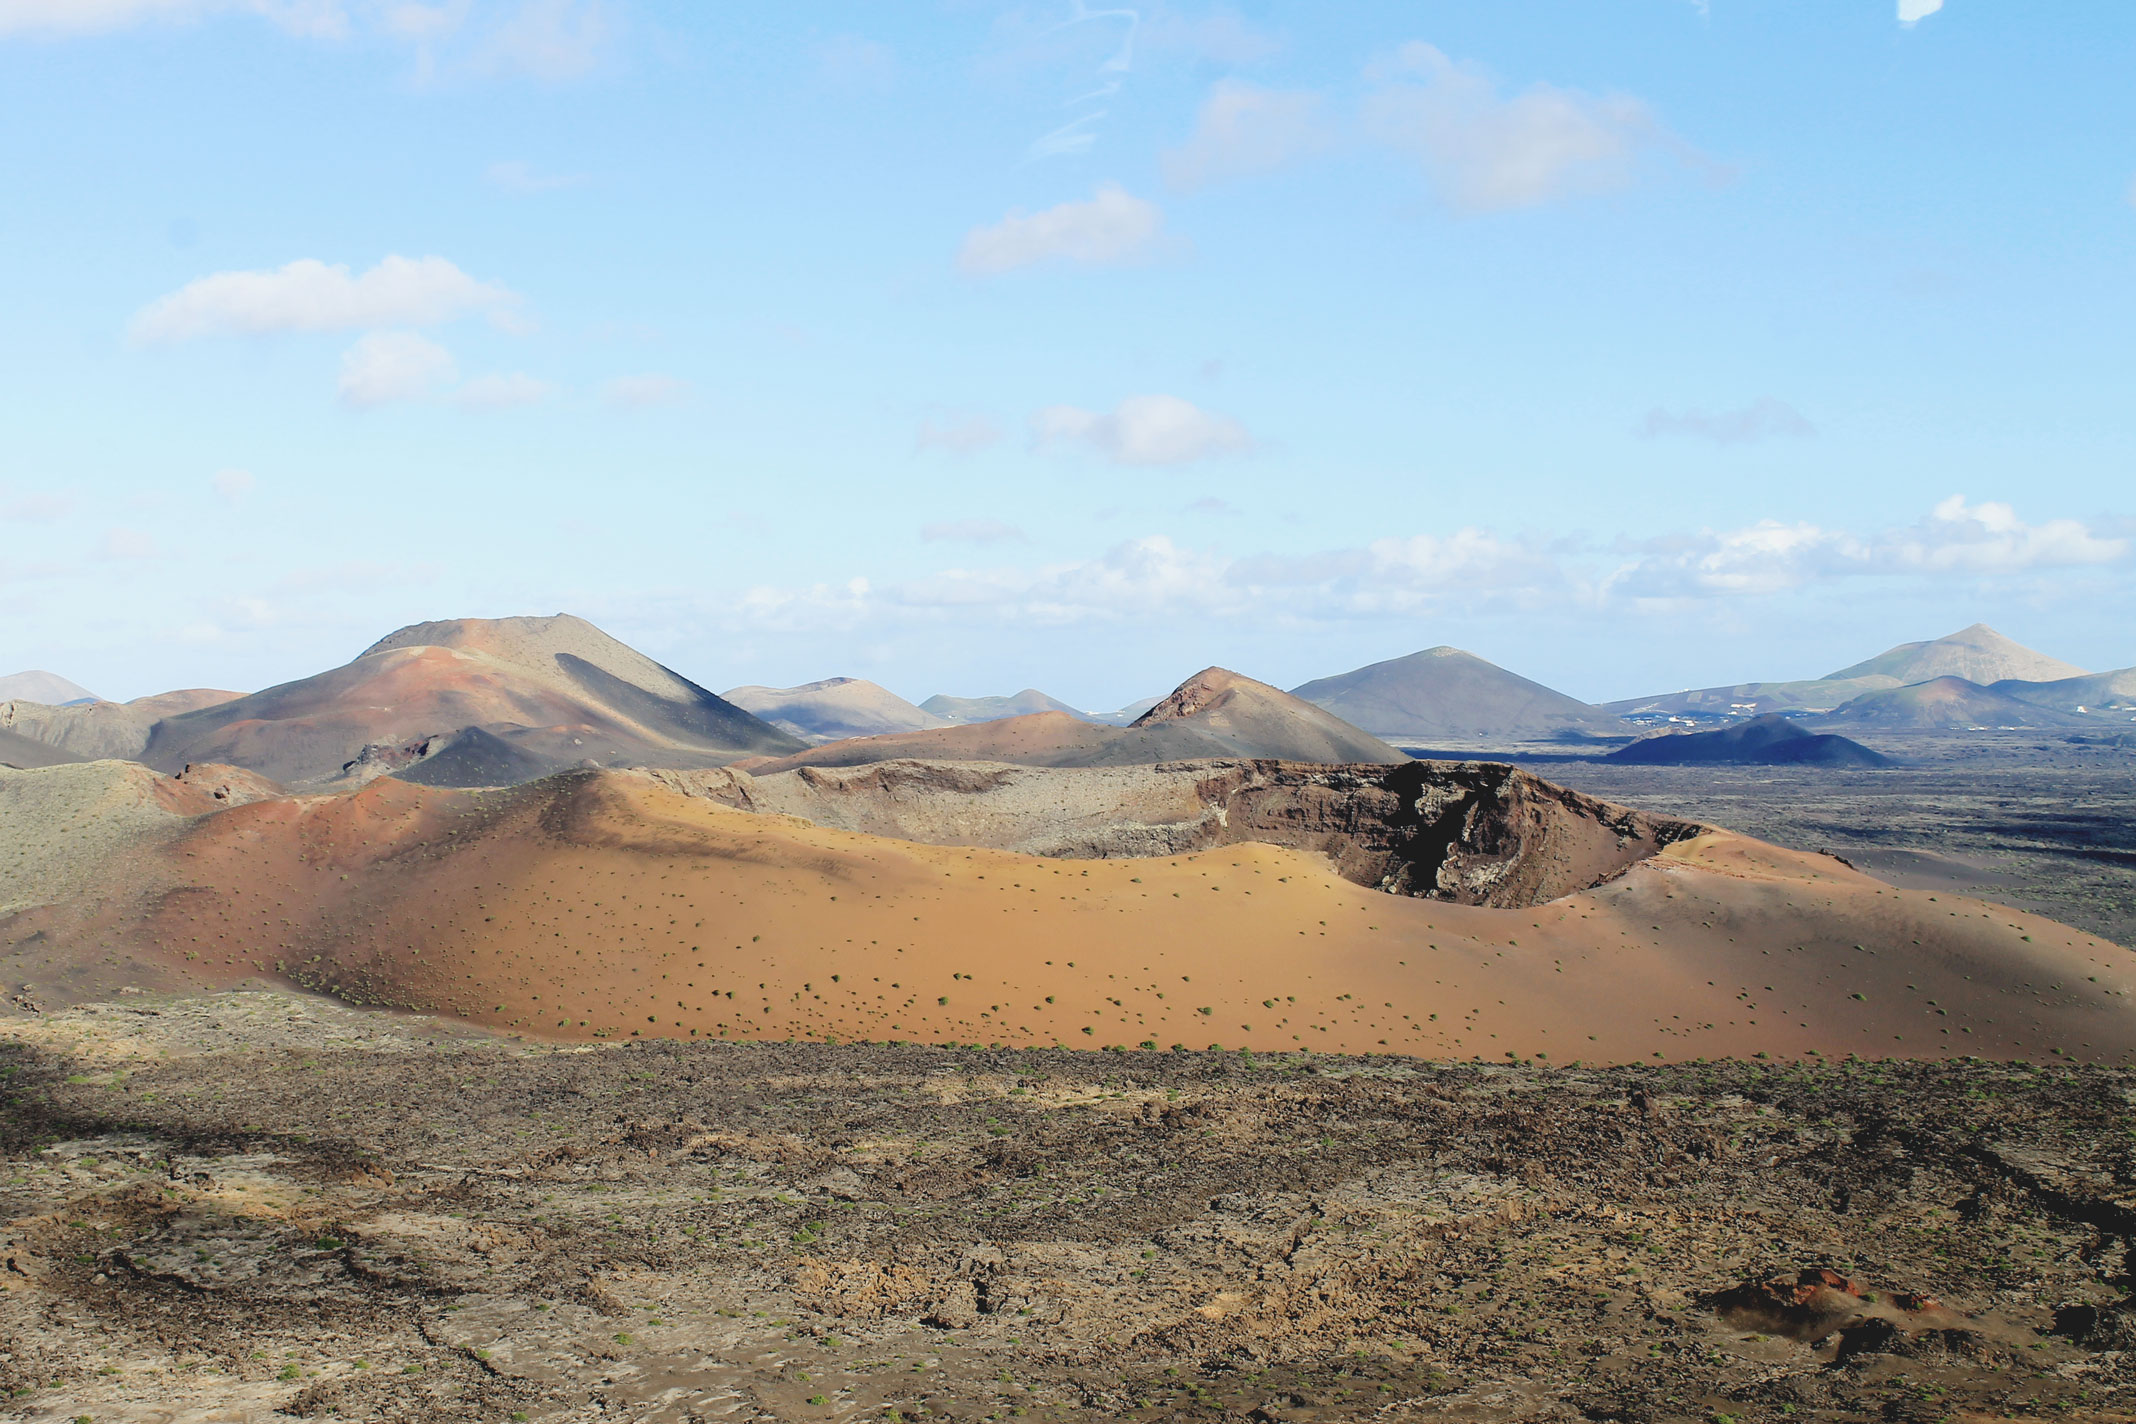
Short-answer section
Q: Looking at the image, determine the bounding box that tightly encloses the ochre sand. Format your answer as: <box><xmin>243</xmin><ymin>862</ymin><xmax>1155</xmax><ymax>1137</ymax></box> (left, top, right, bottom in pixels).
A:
<box><xmin>11</xmin><ymin>767</ymin><xmax>2128</xmax><ymax>1064</ymax></box>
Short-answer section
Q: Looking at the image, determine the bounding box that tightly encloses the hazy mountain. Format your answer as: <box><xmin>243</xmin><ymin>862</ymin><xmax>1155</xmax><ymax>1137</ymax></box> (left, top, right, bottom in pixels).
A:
<box><xmin>1813</xmin><ymin>676</ymin><xmax>2092</xmax><ymax>731</ymax></box>
<box><xmin>141</xmin><ymin>613</ymin><xmax>802</xmax><ymax>786</ymax></box>
<box><xmin>1606</xmin><ymin>715</ymin><xmax>1890</xmax><ymax>767</ymax></box>
<box><xmin>723</xmin><ymin>677</ymin><xmax>947</xmax><ymax>743</ymax></box>
<box><xmin>0</xmin><ymin>689</ymin><xmax>242</xmax><ymax>762</ymax></box>
<box><xmin>1606</xmin><ymin>624</ymin><xmax>2088</xmax><ymax>718</ymax></box>
<box><xmin>747</xmin><ymin>667</ymin><xmax>1404</xmax><ymax>772</ymax></box>
<box><xmin>1991</xmin><ymin>667</ymin><xmax>2136</xmax><ymax>718</ymax></box>
<box><xmin>0</xmin><ymin>671</ymin><xmax>97</xmax><ymax>705</ymax></box>
<box><xmin>920</xmin><ymin>689</ymin><xmax>1093</xmax><ymax>724</ymax></box>
<box><xmin>1292</xmin><ymin>647</ymin><xmax>1630</xmax><ymax>743</ymax></box>
<box><xmin>1823</xmin><ymin>623</ymin><xmax>2087</xmax><ymax>686</ymax></box>
<box><xmin>1085</xmin><ymin>696</ymin><xmax>1163</xmax><ymax>726</ymax></box>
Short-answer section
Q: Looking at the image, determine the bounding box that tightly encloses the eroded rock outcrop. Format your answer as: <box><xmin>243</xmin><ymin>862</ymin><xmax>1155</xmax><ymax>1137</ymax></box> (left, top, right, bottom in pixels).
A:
<box><xmin>641</xmin><ymin>757</ymin><xmax>1703</xmax><ymax>909</ymax></box>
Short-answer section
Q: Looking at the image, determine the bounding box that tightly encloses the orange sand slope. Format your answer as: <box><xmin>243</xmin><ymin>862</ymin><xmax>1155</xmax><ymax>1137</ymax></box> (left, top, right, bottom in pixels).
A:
<box><xmin>22</xmin><ymin>767</ymin><xmax>2131</xmax><ymax>1065</ymax></box>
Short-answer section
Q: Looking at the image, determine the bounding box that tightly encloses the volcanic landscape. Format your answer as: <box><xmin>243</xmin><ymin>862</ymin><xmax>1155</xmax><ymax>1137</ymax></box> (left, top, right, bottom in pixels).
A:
<box><xmin>3</xmin><ymin>614</ymin><xmax>2133</xmax><ymax>1422</ymax></box>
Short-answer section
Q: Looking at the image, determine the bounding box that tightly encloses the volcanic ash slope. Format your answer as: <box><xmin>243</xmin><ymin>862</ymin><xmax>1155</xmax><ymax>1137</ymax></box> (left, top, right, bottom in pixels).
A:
<box><xmin>8</xmin><ymin>762</ymin><xmax>2130</xmax><ymax>1065</ymax></box>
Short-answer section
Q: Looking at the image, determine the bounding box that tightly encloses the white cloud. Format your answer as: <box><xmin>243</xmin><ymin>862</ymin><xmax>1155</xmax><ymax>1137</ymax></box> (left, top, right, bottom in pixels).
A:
<box><xmin>130</xmin><ymin>255</ymin><xmax>519</xmax><ymax>343</ymax></box>
<box><xmin>485</xmin><ymin>159</ymin><xmax>587</xmax><ymax>193</ymax></box>
<box><xmin>1607</xmin><ymin>496</ymin><xmax>2128</xmax><ymax>602</ymax></box>
<box><xmin>601</xmin><ymin>373</ymin><xmax>690</xmax><ymax>408</ymax></box>
<box><xmin>915</xmin><ymin>415</ymin><xmax>1002</xmax><ymax>455</ymax></box>
<box><xmin>1641</xmin><ymin>397</ymin><xmax>1815</xmax><ymax>444</ymax></box>
<box><xmin>337</xmin><ymin>331</ymin><xmax>457</xmax><ymax>408</ymax></box>
<box><xmin>210</xmin><ymin>467</ymin><xmax>255</xmax><ymax>500</ymax></box>
<box><xmin>0</xmin><ymin>0</ymin><xmax>347</xmax><ymax>38</ymax></box>
<box><xmin>695</xmin><ymin>497</ymin><xmax>2130</xmax><ymax>642</ymax></box>
<box><xmin>1162</xmin><ymin>80</ymin><xmax>1331</xmax><ymax>192</ymax></box>
<box><xmin>922</xmin><ymin>519</ymin><xmax>1026</xmax><ymax>545</ymax></box>
<box><xmin>1032</xmin><ymin>394</ymin><xmax>1250</xmax><ymax>466</ymax></box>
<box><xmin>957</xmin><ymin>184</ymin><xmax>1166</xmax><ymax>276</ymax></box>
<box><xmin>1363</xmin><ymin>42</ymin><xmax>1688</xmax><ymax>213</ymax></box>
<box><xmin>455</xmin><ymin>371</ymin><xmax>556</xmax><ymax>409</ymax></box>
<box><xmin>482</xmin><ymin>0</ymin><xmax>607</xmax><ymax>80</ymax></box>
<box><xmin>1898</xmin><ymin>0</ymin><xmax>1944</xmax><ymax>23</ymax></box>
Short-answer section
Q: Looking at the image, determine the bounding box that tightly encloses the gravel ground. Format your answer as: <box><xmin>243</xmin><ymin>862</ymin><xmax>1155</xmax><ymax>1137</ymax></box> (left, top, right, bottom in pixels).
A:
<box><xmin>3</xmin><ymin>991</ymin><xmax>2136</xmax><ymax>1422</ymax></box>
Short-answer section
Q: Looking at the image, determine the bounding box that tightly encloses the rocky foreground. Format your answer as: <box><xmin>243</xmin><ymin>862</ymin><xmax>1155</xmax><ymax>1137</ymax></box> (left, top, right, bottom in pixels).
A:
<box><xmin>4</xmin><ymin>999</ymin><xmax>2136</xmax><ymax>1417</ymax></box>
<box><xmin>3</xmin><ymin>993</ymin><xmax>2136</xmax><ymax>1422</ymax></box>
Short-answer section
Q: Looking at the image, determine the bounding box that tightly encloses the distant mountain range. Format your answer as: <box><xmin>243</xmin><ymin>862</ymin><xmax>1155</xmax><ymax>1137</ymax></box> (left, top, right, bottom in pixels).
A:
<box><xmin>1606</xmin><ymin>624</ymin><xmax>2095</xmax><ymax>719</ymax></box>
<box><xmin>921</xmin><ymin>689</ymin><xmax>1090</xmax><ymax>724</ymax></box>
<box><xmin>743</xmin><ymin>667</ymin><xmax>1403</xmax><ymax>773</ymax></box>
<box><xmin>3</xmin><ymin>618</ymin><xmax>2126</xmax><ymax>784</ymax></box>
<box><xmin>723</xmin><ymin>677</ymin><xmax>947</xmax><ymax>743</ymax></box>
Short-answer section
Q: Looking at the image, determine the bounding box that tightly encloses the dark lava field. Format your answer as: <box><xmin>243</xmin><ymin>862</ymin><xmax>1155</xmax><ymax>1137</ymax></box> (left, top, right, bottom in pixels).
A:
<box><xmin>3</xmin><ymin>993</ymin><xmax>2135</xmax><ymax>1422</ymax></box>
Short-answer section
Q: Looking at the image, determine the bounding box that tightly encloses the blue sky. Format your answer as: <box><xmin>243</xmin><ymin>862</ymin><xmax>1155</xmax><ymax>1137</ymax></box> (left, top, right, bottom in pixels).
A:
<box><xmin>3</xmin><ymin>0</ymin><xmax>2133</xmax><ymax>707</ymax></box>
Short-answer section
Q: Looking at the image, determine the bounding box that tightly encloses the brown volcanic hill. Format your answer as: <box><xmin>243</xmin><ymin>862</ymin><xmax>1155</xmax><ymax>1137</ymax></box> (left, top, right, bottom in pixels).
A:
<box><xmin>138</xmin><ymin>614</ymin><xmax>802</xmax><ymax>786</ymax></box>
<box><xmin>1824</xmin><ymin>623</ymin><xmax>2087</xmax><ymax>686</ymax></box>
<box><xmin>920</xmin><ymin>689</ymin><xmax>1093</xmax><ymax>724</ymax></box>
<box><xmin>6</xmin><ymin>763</ymin><xmax>2129</xmax><ymax>1064</ymax></box>
<box><xmin>744</xmin><ymin>670</ymin><xmax>1402</xmax><ymax>773</ymax></box>
<box><xmin>1131</xmin><ymin>667</ymin><xmax>1404</xmax><ymax>763</ymax></box>
<box><xmin>1294</xmin><ymin>647</ymin><xmax>1631</xmax><ymax>743</ymax></box>
<box><xmin>722</xmin><ymin>677</ymin><xmax>947</xmax><ymax>743</ymax></box>
<box><xmin>0</xmin><ymin>688</ymin><xmax>241</xmax><ymax>762</ymax></box>
<box><xmin>1814</xmin><ymin>676</ymin><xmax>2093</xmax><ymax>731</ymax></box>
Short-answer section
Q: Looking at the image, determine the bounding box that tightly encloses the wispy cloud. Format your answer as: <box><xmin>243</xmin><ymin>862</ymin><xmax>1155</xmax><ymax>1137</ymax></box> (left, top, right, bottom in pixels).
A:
<box><xmin>1898</xmin><ymin>0</ymin><xmax>1944</xmax><ymax>24</ymax></box>
<box><xmin>915</xmin><ymin>415</ymin><xmax>1003</xmax><ymax>455</ymax></box>
<box><xmin>484</xmin><ymin>159</ymin><xmax>588</xmax><ymax>193</ymax></box>
<box><xmin>958</xmin><ymin>184</ymin><xmax>1167</xmax><ymax>276</ymax></box>
<box><xmin>692</xmin><ymin>497</ymin><xmax>2130</xmax><ymax>639</ymax></box>
<box><xmin>130</xmin><ymin>255</ymin><xmax>520</xmax><ymax>343</ymax></box>
<box><xmin>601</xmin><ymin>373</ymin><xmax>690</xmax><ymax>408</ymax></box>
<box><xmin>480</xmin><ymin>0</ymin><xmax>608</xmax><ymax>80</ymax></box>
<box><xmin>0</xmin><ymin>0</ymin><xmax>347</xmax><ymax>38</ymax></box>
<box><xmin>1363</xmin><ymin>41</ymin><xmax>1702</xmax><ymax>213</ymax></box>
<box><xmin>1162</xmin><ymin>80</ymin><xmax>1330</xmax><ymax>191</ymax></box>
<box><xmin>97</xmin><ymin>526</ymin><xmax>161</xmax><ymax>560</ymax></box>
<box><xmin>1</xmin><ymin>1</ymin><xmax>616</xmax><ymax>81</ymax></box>
<box><xmin>1641</xmin><ymin>397</ymin><xmax>1815</xmax><ymax>445</ymax></box>
<box><xmin>1032</xmin><ymin>394</ymin><xmax>1249</xmax><ymax>466</ymax></box>
<box><xmin>1</xmin><ymin>492</ymin><xmax>72</xmax><ymax>522</ymax></box>
<box><xmin>455</xmin><ymin>371</ymin><xmax>556</xmax><ymax>409</ymax></box>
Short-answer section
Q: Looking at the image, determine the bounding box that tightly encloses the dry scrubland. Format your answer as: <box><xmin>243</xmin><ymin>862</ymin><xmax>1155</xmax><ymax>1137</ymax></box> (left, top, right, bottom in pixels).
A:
<box><xmin>3</xmin><ymin>996</ymin><xmax>2136</xmax><ymax>1421</ymax></box>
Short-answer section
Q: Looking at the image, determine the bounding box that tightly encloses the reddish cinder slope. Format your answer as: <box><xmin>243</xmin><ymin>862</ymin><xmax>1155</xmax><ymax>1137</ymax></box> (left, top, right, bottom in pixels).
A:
<box><xmin>18</xmin><ymin>769</ymin><xmax>2129</xmax><ymax>1065</ymax></box>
